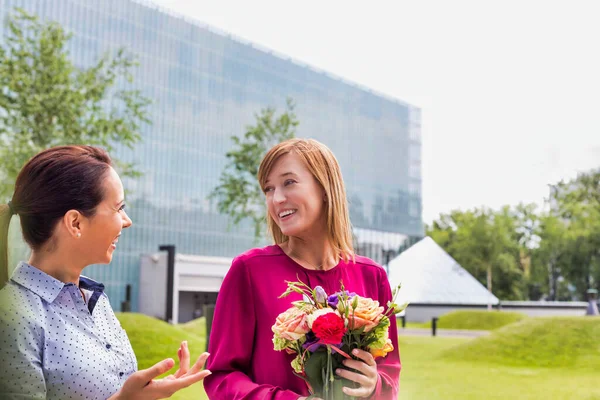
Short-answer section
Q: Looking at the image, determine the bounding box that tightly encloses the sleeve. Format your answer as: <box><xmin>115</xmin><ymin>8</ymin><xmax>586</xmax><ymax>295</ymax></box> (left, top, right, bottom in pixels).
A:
<box><xmin>203</xmin><ymin>257</ymin><xmax>301</xmax><ymax>400</ymax></box>
<box><xmin>0</xmin><ymin>295</ymin><xmax>47</xmax><ymax>399</ymax></box>
<box><xmin>369</xmin><ymin>268</ymin><xmax>401</xmax><ymax>399</ymax></box>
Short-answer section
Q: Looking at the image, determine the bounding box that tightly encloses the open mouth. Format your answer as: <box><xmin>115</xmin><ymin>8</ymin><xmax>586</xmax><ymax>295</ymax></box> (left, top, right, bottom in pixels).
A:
<box><xmin>110</xmin><ymin>233</ymin><xmax>121</xmax><ymax>249</ymax></box>
<box><xmin>278</xmin><ymin>209</ymin><xmax>297</xmax><ymax>220</ymax></box>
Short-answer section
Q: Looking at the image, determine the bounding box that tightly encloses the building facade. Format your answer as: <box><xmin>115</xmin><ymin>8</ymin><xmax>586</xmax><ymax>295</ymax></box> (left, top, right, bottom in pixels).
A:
<box><xmin>2</xmin><ymin>0</ymin><xmax>423</xmax><ymax>311</ymax></box>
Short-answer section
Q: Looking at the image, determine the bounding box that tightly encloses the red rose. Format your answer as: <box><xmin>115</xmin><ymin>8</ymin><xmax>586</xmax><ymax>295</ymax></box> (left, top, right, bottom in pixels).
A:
<box><xmin>312</xmin><ymin>312</ymin><xmax>346</xmax><ymax>344</ymax></box>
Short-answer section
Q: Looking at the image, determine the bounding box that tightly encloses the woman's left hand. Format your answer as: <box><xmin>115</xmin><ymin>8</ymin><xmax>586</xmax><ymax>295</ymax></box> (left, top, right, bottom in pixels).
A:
<box><xmin>335</xmin><ymin>349</ymin><xmax>378</xmax><ymax>398</ymax></box>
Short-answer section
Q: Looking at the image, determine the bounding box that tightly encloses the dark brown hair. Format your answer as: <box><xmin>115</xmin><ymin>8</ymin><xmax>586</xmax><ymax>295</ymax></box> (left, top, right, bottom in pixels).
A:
<box><xmin>1</xmin><ymin>146</ymin><xmax>112</xmax><ymax>285</ymax></box>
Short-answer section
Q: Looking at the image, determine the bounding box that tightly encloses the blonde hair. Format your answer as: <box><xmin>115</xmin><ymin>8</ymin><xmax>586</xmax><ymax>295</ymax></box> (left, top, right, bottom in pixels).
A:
<box><xmin>257</xmin><ymin>138</ymin><xmax>354</xmax><ymax>262</ymax></box>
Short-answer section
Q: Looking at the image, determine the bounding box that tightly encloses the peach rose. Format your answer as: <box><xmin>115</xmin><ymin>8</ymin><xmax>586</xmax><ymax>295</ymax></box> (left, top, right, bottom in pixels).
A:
<box><xmin>369</xmin><ymin>338</ymin><xmax>394</xmax><ymax>359</ymax></box>
<box><xmin>272</xmin><ymin>307</ymin><xmax>310</xmax><ymax>341</ymax></box>
<box><xmin>338</xmin><ymin>296</ymin><xmax>384</xmax><ymax>332</ymax></box>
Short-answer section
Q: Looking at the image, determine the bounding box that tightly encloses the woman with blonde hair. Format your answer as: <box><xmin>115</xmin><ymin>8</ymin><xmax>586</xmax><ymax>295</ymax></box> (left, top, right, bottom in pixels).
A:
<box><xmin>0</xmin><ymin>145</ymin><xmax>211</xmax><ymax>399</ymax></box>
<box><xmin>204</xmin><ymin>138</ymin><xmax>400</xmax><ymax>399</ymax></box>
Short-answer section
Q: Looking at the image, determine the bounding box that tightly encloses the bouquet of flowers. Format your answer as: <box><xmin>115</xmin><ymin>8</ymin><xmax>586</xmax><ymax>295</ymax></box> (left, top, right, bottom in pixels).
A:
<box><xmin>272</xmin><ymin>279</ymin><xmax>407</xmax><ymax>400</ymax></box>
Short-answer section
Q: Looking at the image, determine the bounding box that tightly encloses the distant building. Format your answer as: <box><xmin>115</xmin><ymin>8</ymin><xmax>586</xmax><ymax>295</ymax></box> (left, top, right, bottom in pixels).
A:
<box><xmin>387</xmin><ymin>237</ymin><xmax>499</xmax><ymax>323</ymax></box>
<box><xmin>4</xmin><ymin>0</ymin><xmax>423</xmax><ymax>312</ymax></box>
<box><xmin>387</xmin><ymin>237</ymin><xmax>588</xmax><ymax>322</ymax></box>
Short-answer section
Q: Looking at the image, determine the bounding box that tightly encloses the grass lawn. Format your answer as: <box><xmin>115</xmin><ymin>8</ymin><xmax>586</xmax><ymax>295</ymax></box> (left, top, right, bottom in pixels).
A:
<box><xmin>398</xmin><ymin>336</ymin><xmax>600</xmax><ymax>400</ymax></box>
<box><xmin>116</xmin><ymin>313</ymin><xmax>600</xmax><ymax>400</ymax></box>
<box><xmin>444</xmin><ymin>316</ymin><xmax>600</xmax><ymax>369</ymax></box>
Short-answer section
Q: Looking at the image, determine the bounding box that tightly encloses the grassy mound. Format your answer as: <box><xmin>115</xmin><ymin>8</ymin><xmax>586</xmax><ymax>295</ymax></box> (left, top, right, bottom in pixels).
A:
<box><xmin>405</xmin><ymin>310</ymin><xmax>525</xmax><ymax>330</ymax></box>
<box><xmin>399</xmin><ymin>335</ymin><xmax>600</xmax><ymax>399</ymax></box>
<box><xmin>115</xmin><ymin>313</ymin><xmax>206</xmax><ymax>371</ymax></box>
<box><xmin>435</xmin><ymin>310</ymin><xmax>526</xmax><ymax>330</ymax></box>
<box><xmin>178</xmin><ymin>317</ymin><xmax>207</xmax><ymax>338</ymax></box>
<box><xmin>443</xmin><ymin>316</ymin><xmax>600</xmax><ymax>369</ymax></box>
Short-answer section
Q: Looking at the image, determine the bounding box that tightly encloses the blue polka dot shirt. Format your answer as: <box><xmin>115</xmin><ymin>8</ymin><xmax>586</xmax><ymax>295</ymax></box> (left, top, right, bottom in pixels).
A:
<box><xmin>0</xmin><ymin>262</ymin><xmax>137</xmax><ymax>399</ymax></box>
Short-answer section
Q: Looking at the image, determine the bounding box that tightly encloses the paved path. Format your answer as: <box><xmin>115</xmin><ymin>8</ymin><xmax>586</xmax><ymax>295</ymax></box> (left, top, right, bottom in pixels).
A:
<box><xmin>398</xmin><ymin>328</ymin><xmax>490</xmax><ymax>338</ymax></box>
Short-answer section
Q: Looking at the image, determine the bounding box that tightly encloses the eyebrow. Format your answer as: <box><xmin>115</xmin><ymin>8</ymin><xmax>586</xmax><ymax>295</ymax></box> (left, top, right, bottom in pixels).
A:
<box><xmin>265</xmin><ymin>172</ymin><xmax>297</xmax><ymax>184</ymax></box>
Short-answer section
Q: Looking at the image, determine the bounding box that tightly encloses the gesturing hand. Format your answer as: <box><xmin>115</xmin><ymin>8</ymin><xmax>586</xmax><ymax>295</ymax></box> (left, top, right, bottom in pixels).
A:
<box><xmin>335</xmin><ymin>348</ymin><xmax>378</xmax><ymax>398</ymax></box>
<box><xmin>111</xmin><ymin>341</ymin><xmax>211</xmax><ymax>400</ymax></box>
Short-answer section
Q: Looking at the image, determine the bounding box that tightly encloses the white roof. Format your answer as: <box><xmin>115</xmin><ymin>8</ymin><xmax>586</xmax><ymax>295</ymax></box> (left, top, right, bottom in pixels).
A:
<box><xmin>387</xmin><ymin>237</ymin><xmax>499</xmax><ymax>305</ymax></box>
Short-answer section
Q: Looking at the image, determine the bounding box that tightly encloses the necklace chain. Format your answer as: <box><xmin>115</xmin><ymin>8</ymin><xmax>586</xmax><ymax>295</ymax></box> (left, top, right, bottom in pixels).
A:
<box><xmin>289</xmin><ymin>250</ymin><xmax>325</xmax><ymax>270</ymax></box>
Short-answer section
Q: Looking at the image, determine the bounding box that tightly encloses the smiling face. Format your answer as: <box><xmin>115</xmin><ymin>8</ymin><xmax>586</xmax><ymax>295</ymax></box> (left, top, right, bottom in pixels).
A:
<box><xmin>77</xmin><ymin>166</ymin><xmax>132</xmax><ymax>265</ymax></box>
<box><xmin>263</xmin><ymin>152</ymin><xmax>327</xmax><ymax>239</ymax></box>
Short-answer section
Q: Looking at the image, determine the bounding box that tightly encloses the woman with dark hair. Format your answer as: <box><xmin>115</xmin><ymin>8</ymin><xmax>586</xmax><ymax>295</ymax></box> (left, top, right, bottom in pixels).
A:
<box><xmin>0</xmin><ymin>145</ymin><xmax>211</xmax><ymax>399</ymax></box>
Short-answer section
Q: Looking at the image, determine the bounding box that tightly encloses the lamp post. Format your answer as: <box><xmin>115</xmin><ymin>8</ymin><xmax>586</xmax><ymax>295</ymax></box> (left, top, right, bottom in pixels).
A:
<box><xmin>159</xmin><ymin>245</ymin><xmax>176</xmax><ymax>323</ymax></box>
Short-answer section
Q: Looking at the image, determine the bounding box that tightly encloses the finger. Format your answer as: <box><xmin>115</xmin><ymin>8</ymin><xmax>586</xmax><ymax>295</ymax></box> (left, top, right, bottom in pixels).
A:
<box><xmin>187</xmin><ymin>352</ymin><xmax>210</xmax><ymax>375</ymax></box>
<box><xmin>352</xmin><ymin>349</ymin><xmax>376</xmax><ymax>367</ymax></box>
<box><xmin>136</xmin><ymin>358</ymin><xmax>175</xmax><ymax>383</ymax></box>
<box><xmin>335</xmin><ymin>367</ymin><xmax>370</xmax><ymax>387</ymax></box>
<box><xmin>159</xmin><ymin>369</ymin><xmax>212</xmax><ymax>393</ymax></box>
<box><xmin>175</xmin><ymin>341</ymin><xmax>191</xmax><ymax>378</ymax></box>
<box><xmin>342</xmin><ymin>359</ymin><xmax>378</xmax><ymax>378</ymax></box>
<box><xmin>342</xmin><ymin>384</ymin><xmax>373</xmax><ymax>398</ymax></box>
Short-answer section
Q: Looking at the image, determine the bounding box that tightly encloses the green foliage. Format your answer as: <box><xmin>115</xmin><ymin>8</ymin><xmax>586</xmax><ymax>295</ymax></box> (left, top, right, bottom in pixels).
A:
<box><xmin>0</xmin><ymin>8</ymin><xmax>150</xmax><ymax>199</ymax></box>
<box><xmin>427</xmin><ymin>205</ymin><xmax>533</xmax><ymax>300</ymax></box>
<box><xmin>428</xmin><ymin>169</ymin><xmax>600</xmax><ymax>301</ymax></box>
<box><xmin>209</xmin><ymin>98</ymin><xmax>298</xmax><ymax>239</ymax></box>
<box><xmin>546</xmin><ymin>170</ymin><xmax>600</xmax><ymax>299</ymax></box>
<box><xmin>303</xmin><ymin>348</ymin><xmax>355</xmax><ymax>400</ymax></box>
<box><xmin>435</xmin><ymin>310</ymin><xmax>526</xmax><ymax>331</ymax></box>
<box><xmin>443</xmin><ymin>316</ymin><xmax>600</xmax><ymax>369</ymax></box>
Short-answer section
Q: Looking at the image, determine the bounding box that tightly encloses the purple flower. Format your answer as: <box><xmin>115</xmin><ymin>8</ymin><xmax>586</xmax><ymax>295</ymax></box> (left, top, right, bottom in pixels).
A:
<box><xmin>314</xmin><ymin>286</ymin><xmax>327</xmax><ymax>304</ymax></box>
<box><xmin>302</xmin><ymin>331</ymin><xmax>323</xmax><ymax>352</ymax></box>
<box><xmin>302</xmin><ymin>331</ymin><xmax>342</xmax><ymax>352</ymax></box>
<box><xmin>327</xmin><ymin>291</ymin><xmax>356</xmax><ymax>308</ymax></box>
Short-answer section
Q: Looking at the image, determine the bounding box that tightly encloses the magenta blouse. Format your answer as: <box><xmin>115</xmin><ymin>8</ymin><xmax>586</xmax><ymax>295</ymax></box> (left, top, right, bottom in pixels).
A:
<box><xmin>204</xmin><ymin>245</ymin><xmax>400</xmax><ymax>399</ymax></box>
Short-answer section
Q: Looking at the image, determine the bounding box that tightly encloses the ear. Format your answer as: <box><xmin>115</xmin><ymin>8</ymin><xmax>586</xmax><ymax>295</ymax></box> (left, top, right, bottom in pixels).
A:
<box><xmin>62</xmin><ymin>210</ymin><xmax>83</xmax><ymax>239</ymax></box>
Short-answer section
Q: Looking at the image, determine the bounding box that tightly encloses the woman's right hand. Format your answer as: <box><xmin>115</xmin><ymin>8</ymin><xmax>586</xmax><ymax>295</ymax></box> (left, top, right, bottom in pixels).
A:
<box><xmin>110</xmin><ymin>341</ymin><xmax>211</xmax><ymax>399</ymax></box>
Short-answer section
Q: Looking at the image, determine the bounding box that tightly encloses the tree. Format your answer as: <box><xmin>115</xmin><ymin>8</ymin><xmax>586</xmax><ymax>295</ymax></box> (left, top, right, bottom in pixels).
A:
<box><xmin>209</xmin><ymin>99</ymin><xmax>299</xmax><ymax>239</ymax></box>
<box><xmin>532</xmin><ymin>213</ymin><xmax>568</xmax><ymax>300</ymax></box>
<box><xmin>0</xmin><ymin>8</ymin><xmax>150</xmax><ymax>200</ymax></box>
<box><xmin>427</xmin><ymin>170</ymin><xmax>600</xmax><ymax>302</ymax></box>
<box><xmin>546</xmin><ymin>170</ymin><xmax>600</xmax><ymax>299</ymax></box>
<box><xmin>427</xmin><ymin>206</ymin><xmax>526</xmax><ymax>301</ymax></box>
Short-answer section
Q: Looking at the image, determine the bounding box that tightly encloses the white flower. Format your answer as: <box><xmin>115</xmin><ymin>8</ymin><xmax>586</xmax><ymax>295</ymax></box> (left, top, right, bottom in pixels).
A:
<box><xmin>307</xmin><ymin>308</ymin><xmax>338</xmax><ymax>329</ymax></box>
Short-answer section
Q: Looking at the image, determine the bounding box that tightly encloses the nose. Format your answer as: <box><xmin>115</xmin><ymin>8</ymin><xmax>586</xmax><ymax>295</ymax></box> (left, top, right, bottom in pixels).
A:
<box><xmin>122</xmin><ymin>210</ymin><xmax>133</xmax><ymax>228</ymax></box>
<box><xmin>273</xmin><ymin>187</ymin><xmax>286</xmax><ymax>204</ymax></box>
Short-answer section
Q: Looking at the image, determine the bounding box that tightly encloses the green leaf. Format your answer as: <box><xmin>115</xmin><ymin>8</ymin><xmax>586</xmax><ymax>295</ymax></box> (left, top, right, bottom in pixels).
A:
<box><xmin>304</xmin><ymin>350</ymin><xmax>328</xmax><ymax>395</ymax></box>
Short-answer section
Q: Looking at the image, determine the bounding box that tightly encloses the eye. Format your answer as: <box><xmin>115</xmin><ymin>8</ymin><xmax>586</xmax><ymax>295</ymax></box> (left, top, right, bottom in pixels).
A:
<box><xmin>118</xmin><ymin>204</ymin><xmax>126</xmax><ymax>211</ymax></box>
<box><xmin>284</xmin><ymin>179</ymin><xmax>296</xmax><ymax>186</ymax></box>
<box><xmin>262</xmin><ymin>186</ymin><xmax>273</xmax><ymax>194</ymax></box>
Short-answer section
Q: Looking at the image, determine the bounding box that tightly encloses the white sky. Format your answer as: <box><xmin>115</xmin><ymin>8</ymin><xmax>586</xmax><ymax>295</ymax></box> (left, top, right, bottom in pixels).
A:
<box><xmin>150</xmin><ymin>0</ymin><xmax>600</xmax><ymax>224</ymax></box>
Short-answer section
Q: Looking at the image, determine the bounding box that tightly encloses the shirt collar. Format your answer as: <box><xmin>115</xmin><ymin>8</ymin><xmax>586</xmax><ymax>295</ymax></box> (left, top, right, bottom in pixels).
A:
<box><xmin>11</xmin><ymin>262</ymin><xmax>105</xmax><ymax>304</ymax></box>
<box><xmin>79</xmin><ymin>275</ymin><xmax>105</xmax><ymax>293</ymax></box>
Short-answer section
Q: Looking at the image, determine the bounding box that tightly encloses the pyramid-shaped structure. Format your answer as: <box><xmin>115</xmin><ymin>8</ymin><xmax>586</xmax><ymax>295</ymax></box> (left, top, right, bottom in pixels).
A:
<box><xmin>387</xmin><ymin>237</ymin><xmax>499</xmax><ymax>306</ymax></box>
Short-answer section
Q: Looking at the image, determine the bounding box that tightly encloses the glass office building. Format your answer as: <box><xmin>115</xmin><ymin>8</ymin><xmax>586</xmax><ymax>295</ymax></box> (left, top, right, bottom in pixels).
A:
<box><xmin>1</xmin><ymin>0</ymin><xmax>423</xmax><ymax>311</ymax></box>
